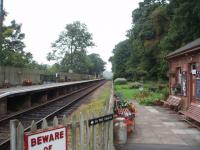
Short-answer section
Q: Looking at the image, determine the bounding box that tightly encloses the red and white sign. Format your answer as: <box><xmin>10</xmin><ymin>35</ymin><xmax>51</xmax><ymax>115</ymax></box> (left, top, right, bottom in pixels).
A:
<box><xmin>24</xmin><ymin>127</ymin><xmax>67</xmax><ymax>150</ymax></box>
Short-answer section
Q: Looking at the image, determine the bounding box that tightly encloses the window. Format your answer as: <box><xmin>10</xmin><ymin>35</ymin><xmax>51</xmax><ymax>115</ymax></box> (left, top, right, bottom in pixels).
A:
<box><xmin>191</xmin><ymin>63</ymin><xmax>196</xmax><ymax>74</ymax></box>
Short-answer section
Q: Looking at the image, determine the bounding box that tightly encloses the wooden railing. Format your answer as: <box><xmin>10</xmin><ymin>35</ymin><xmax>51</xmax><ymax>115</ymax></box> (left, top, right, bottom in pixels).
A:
<box><xmin>10</xmin><ymin>84</ymin><xmax>114</xmax><ymax>150</ymax></box>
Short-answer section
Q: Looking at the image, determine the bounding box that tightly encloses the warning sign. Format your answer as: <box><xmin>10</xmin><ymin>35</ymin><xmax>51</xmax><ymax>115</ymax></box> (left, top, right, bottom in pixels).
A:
<box><xmin>24</xmin><ymin>127</ymin><xmax>67</xmax><ymax>150</ymax></box>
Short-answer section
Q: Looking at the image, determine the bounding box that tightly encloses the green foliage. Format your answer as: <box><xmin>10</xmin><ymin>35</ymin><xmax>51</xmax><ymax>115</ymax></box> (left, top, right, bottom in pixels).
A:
<box><xmin>47</xmin><ymin>21</ymin><xmax>94</xmax><ymax>69</ymax></box>
<box><xmin>88</xmin><ymin>53</ymin><xmax>106</xmax><ymax>76</ymax></box>
<box><xmin>0</xmin><ymin>18</ymin><xmax>48</xmax><ymax>70</ymax></box>
<box><xmin>47</xmin><ymin>21</ymin><xmax>105</xmax><ymax>75</ymax></box>
<box><xmin>160</xmin><ymin>86</ymin><xmax>169</xmax><ymax>100</ymax></box>
<box><xmin>114</xmin><ymin>78</ymin><xmax>127</xmax><ymax>85</ymax></box>
<box><xmin>115</xmin><ymin>84</ymin><xmax>140</xmax><ymax>100</ymax></box>
<box><xmin>0</xmin><ymin>20</ymin><xmax>33</xmax><ymax>67</ymax></box>
<box><xmin>115</xmin><ymin>81</ymin><xmax>167</xmax><ymax>105</ymax></box>
<box><xmin>111</xmin><ymin>0</ymin><xmax>200</xmax><ymax>81</ymax></box>
<box><xmin>109</xmin><ymin>40</ymin><xmax>132</xmax><ymax>79</ymax></box>
<box><xmin>128</xmin><ymin>82</ymin><xmax>143</xmax><ymax>89</ymax></box>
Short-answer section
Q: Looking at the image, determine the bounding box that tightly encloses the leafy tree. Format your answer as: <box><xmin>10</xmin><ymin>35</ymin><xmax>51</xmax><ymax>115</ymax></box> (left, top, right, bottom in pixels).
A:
<box><xmin>61</xmin><ymin>51</ymin><xmax>91</xmax><ymax>74</ymax></box>
<box><xmin>0</xmin><ymin>20</ymin><xmax>33</xmax><ymax>67</ymax></box>
<box><xmin>88</xmin><ymin>53</ymin><xmax>106</xmax><ymax>77</ymax></box>
<box><xmin>109</xmin><ymin>40</ymin><xmax>132</xmax><ymax>79</ymax></box>
<box><xmin>47</xmin><ymin>21</ymin><xmax>95</xmax><ymax>71</ymax></box>
<box><xmin>111</xmin><ymin>0</ymin><xmax>200</xmax><ymax>81</ymax></box>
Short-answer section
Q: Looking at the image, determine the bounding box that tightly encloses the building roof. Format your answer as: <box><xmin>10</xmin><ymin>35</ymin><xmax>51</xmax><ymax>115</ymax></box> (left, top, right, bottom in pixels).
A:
<box><xmin>166</xmin><ymin>38</ymin><xmax>200</xmax><ymax>59</ymax></box>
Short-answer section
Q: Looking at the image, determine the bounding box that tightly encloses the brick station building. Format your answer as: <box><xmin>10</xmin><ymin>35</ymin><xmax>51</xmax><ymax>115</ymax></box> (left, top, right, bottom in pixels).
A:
<box><xmin>166</xmin><ymin>38</ymin><xmax>200</xmax><ymax>110</ymax></box>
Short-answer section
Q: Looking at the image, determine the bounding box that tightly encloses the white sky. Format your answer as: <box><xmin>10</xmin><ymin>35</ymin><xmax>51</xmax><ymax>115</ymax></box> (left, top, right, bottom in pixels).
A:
<box><xmin>4</xmin><ymin>0</ymin><xmax>141</xmax><ymax>71</ymax></box>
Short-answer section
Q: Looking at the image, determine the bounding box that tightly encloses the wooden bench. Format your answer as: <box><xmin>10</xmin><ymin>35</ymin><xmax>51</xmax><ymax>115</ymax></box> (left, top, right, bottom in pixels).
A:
<box><xmin>179</xmin><ymin>104</ymin><xmax>200</xmax><ymax>123</ymax></box>
<box><xmin>162</xmin><ymin>95</ymin><xmax>182</xmax><ymax>111</ymax></box>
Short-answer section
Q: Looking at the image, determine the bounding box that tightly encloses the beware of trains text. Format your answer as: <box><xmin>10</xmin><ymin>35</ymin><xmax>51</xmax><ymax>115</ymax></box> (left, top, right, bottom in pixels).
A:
<box><xmin>24</xmin><ymin>127</ymin><xmax>67</xmax><ymax>150</ymax></box>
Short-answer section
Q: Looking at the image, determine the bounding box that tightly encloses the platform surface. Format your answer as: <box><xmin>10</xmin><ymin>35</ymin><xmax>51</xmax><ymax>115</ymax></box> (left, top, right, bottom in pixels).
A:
<box><xmin>0</xmin><ymin>79</ymin><xmax>98</xmax><ymax>98</ymax></box>
<box><xmin>115</xmin><ymin>101</ymin><xmax>200</xmax><ymax>150</ymax></box>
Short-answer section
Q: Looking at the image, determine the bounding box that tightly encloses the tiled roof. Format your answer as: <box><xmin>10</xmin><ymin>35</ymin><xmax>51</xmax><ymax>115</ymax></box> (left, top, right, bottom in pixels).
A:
<box><xmin>166</xmin><ymin>38</ymin><xmax>200</xmax><ymax>59</ymax></box>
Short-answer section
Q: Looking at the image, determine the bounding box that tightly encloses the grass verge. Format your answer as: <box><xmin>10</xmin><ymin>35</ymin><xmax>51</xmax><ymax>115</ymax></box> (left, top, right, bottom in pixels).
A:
<box><xmin>73</xmin><ymin>82</ymin><xmax>112</xmax><ymax>118</ymax></box>
<box><xmin>114</xmin><ymin>82</ymin><xmax>168</xmax><ymax>105</ymax></box>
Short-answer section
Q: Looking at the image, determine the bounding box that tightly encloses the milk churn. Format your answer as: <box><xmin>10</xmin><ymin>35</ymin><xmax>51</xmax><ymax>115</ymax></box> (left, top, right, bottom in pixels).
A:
<box><xmin>113</xmin><ymin>117</ymin><xmax>127</xmax><ymax>144</ymax></box>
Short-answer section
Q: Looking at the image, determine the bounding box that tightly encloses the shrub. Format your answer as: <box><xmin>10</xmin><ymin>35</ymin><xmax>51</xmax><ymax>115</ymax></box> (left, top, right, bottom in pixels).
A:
<box><xmin>160</xmin><ymin>87</ymin><xmax>169</xmax><ymax>100</ymax></box>
<box><xmin>114</xmin><ymin>92</ymin><xmax>124</xmax><ymax>99</ymax></box>
<box><xmin>135</xmin><ymin>89</ymin><xmax>150</xmax><ymax>98</ymax></box>
<box><xmin>139</xmin><ymin>98</ymin><xmax>154</xmax><ymax>105</ymax></box>
<box><xmin>158</xmin><ymin>84</ymin><xmax>167</xmax><ymax>90</ymax></box>
<box><xmin>114</xmin><ymin>78</ymin><xmax>127</xmax><ymax>85</ymax></box>
<box><xmin>128</xmin><ymin>82</ymin><xmax>143</xmax><ymax>89</ymax></box>
<box><xmin>149</xmin><ymin>87</ymin><xmax>158</xmax><ymax>92</ymax></box>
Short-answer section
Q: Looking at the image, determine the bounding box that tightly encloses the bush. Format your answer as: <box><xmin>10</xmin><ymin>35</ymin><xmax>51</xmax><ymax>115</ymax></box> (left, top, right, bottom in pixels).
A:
<box><xmin>128</xmin><ymin>82</ymin><xmax>143</xmax><ymax>89</ymax></box>
<box><xmin>160</xmin><ymin>87</ymin><xmax>169</xmax><ymax>100</ymax></box>
<box><xmin>158</xmin><ymin>84</ymin><xmax>167</xmax><ymax>90</ymax></box>
<box><xmin>135</xmin><ymin>89</ymin><xmax>151</xmax><ymax>98</ymax></box>
<box><xmin>139</xmin><ymin>98</ymin><xmax>154</xmax><ymax>105</ymax></box>
<box><xmin>114</xmin><ymin>78</ymin><xmax>127</xmax><ymax>85</ymax></box>
<box><xmin>114</xmin><ymin>92</ymin><xmax>124</xmax><ymax>99</ymax></box>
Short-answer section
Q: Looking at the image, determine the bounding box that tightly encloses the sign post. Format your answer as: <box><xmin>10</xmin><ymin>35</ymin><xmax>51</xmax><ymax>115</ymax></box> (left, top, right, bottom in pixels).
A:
<box><xmin>88</xmin><ymin>114</ymin><xmax>113</xmax><ymax>126</ymax></box>
<box><xmin>24</xmin><ymin>127</ymin><xmax>67</xmax><ymax>150</ymax></box>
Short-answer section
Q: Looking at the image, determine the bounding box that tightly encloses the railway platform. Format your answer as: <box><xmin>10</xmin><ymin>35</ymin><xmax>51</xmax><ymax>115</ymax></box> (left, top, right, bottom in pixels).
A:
<box><xmin>0</xmin><ymin>80</ymin><xmax>99</xmax><ymax>98</ymax></box>
<box><xmin>0</xmin><ymin>79</ymin><xmax>102</xmax><ymax>116</ymax></box>
<box><xmin>115</xmin><ymin>101</ymin><xmax>200</xmax><ymax>150</ymax></box>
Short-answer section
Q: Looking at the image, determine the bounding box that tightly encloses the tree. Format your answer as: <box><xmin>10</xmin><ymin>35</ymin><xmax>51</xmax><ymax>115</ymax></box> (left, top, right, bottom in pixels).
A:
<box><xmin>88</xmin><ymin>53</ymin><xmax>106</xmax><ymax>77</ymax></box>
<box><xmin>0</xmin><ymin>20</ymin><xmax>33</xmax><ymax>67</ymax></box>
<box><xmin>47</xmin><ymin>21</ymin><xmax>95</xmax><ymax>71</ymax></box>
<box><xmin>111</xmin><ymin>0</ymin><xmax>200</xmax><ymax>81</ymax></box>
<box><xmin>109</xmin><ymin>40</ymin><xmax>132</xmax><ymax>79</ymax></box>
<box><xmin>61</xmin><ymin>51</ymin><xmax>92</xmax><ymax>74</ymax></box>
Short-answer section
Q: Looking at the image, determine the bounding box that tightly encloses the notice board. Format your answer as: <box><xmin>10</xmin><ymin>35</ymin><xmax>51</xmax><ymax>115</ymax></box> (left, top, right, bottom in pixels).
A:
<box><xmin>196</xmin><ymin>78</ymin><xmax>200</xmax><ymax>99</ymax></box>
<box><xmin>181</xmin><ymin>71</ymin><xmax>187</xmax><ymax>96</ymax></box>
<box><xmin>24</xmin><ymin>127</ymin><xmax>67</xmax><ymax>150</ymax></box>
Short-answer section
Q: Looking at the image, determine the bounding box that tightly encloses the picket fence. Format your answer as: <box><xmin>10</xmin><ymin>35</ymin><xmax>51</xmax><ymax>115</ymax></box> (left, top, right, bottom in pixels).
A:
<box><xmin>10</xmin><ymin>86</ymin><xmax>114</xmax><ymax>150</ymax></box>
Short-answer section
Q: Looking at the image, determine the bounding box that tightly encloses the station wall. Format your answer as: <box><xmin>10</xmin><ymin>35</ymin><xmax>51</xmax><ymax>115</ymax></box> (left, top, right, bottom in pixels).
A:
<box><xmin>0</xmin><ymin>66</ymin><xmax>95</xmax><ymax>87</ymax></box>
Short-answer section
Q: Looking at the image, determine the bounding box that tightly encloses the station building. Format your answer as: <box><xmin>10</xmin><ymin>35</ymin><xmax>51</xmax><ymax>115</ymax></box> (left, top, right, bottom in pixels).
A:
<box><xmin>166</xmin><ymin>38</ymin><xmax>200</xmax><ymax>110</ymax></box>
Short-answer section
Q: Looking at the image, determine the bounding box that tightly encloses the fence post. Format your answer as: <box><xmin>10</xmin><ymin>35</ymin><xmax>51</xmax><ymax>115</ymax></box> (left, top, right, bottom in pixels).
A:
<box><xmin>62</xmin><ymin>115</ymin><xmax>67</xmax><ymax>126</ymax></box>
<box><xmin>30</xmin><ymin>120</ymin><xmax>37</xmax><ymax>132</ymax></box>
<box><xmin>10</xmin><ymin>119</ymin><xmax>19</xmax><ymax>150</ymax></box>
<box><xmin>92</xmin><ymin>114</ymin><xmax>96</xmax><ymax>150</ymax></box>
<box><xmin>86</xmin><ymin>113</ymin><xmax>90</xmax><ymax>150</ymax></box>
<box><xmin>17</xmin><ymin>122</ymin><xmax>24</xmax><ymax>150</ymax></box>
<box><xmin>53</xmin><ymin>116</ymin><xmax>59</xmax><ymax>127</ymax></box>
<box><xmin>42</xmin><ymin>118</ymin><xmax>48</xmax><ymax>129</ymax></box>
<box><xmin>108</xmin><ymin>116</ymin><xmax>113</xmax><ymax>150</ymax></box>
<box><xmin>72</xmin><ymin>115</ymin><xmax>76</xmax><ymax>150</ymax></box>
<box><xmin>79</xmin><ymin>113</ymin><xmax>84</xmax><ymax>150</ymax></box>
<box><xmin>108</xmin><ymin>82</ymin><xmax>114</xmax><ymax>150</ymax></box>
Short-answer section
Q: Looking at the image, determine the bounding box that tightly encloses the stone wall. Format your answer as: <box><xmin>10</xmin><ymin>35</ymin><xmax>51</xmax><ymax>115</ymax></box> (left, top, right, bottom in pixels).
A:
<box><xmin>0</xmin><ymin>66</ymin><xmax>44</xmax><ymax>87</ymax></box>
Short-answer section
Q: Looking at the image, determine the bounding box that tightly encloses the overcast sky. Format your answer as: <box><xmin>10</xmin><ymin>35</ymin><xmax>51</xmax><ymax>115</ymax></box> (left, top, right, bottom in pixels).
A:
<box><xmin>4</xmin><ymin>0</ymin><xmax>141</xmax><ymax>71</ymax></box>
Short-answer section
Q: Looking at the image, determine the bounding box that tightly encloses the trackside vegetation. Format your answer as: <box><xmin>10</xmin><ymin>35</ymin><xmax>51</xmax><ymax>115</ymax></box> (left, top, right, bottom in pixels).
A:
<box><xmin>72</xmin><ymin>82</ymin><xmax>112</xmax><ymax>117</ymax></box>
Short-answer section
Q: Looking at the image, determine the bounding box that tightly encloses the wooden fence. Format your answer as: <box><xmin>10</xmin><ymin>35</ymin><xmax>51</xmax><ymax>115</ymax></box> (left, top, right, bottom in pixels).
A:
<box><xmin>10</xmin><ymin>86</ymin><xmax>114</xmax><ymax>150</ymax></box>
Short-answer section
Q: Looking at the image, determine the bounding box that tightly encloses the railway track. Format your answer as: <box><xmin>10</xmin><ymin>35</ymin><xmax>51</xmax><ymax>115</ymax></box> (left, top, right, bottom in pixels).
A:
<box><xmin>0</xmin><ymin>80</ymin><xmax>105</xmax><ymax>150</ymax></box>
